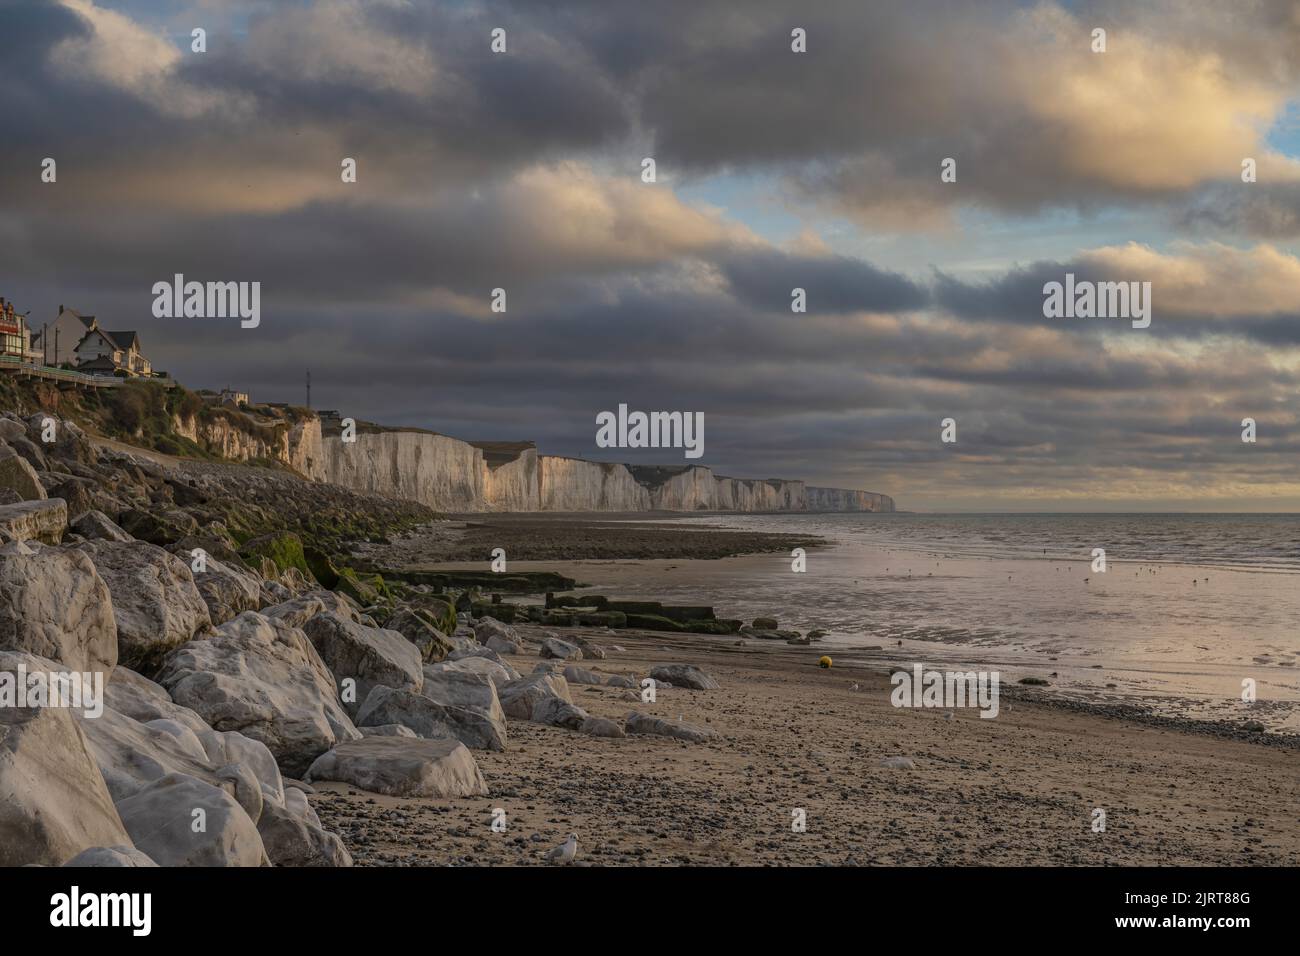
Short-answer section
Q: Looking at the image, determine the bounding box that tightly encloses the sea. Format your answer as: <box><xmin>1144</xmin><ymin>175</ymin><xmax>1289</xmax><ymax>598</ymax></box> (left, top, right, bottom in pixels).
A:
<box><xmin>562</xmin><ymin>513</ymin><xmax>1300</xmax><ymax>733</ymax></box>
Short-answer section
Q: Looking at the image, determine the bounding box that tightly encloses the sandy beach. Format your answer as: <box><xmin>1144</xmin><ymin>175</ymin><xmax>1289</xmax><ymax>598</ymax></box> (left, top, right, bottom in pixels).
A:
<box><xmin>310</xmin><ymin>624</ymin><xmax>1299</xmax><ymax>867</ymax></box>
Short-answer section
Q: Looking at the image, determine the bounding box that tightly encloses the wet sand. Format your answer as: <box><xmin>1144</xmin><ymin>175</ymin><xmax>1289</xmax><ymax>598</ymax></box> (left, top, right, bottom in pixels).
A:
<box><xmin>350</xmin><ymin>513</ymin><xmax>823</xmax><ymax>563</ymax></box>
<box><xmin>310</xmin><ymin>626</ymin><xmax>1299</xmax><ymax>866</ymax></box>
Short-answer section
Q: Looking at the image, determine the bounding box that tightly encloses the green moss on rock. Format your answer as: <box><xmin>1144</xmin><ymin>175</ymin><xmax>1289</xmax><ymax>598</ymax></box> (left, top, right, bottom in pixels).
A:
<box><xmin>686</xmin><ymin>619</ymin><xmax>737</xmax><ymax>635</ymax></box>
<box><xmin>303</xmin><ymin>546</ymin><xmax>341</xmax><ymax>590</ymax></box>
<box><xmin>575</xmin><ymin>610</ymin><xmax>627</xmax><ymax>628</ymax></box>
<box><xmin>242</xmin><ymin>530</ymin><xmax>312</xmax><ymax>577</ymax></box>
<box><xmin>623</xmin><ymin>613</ymin><xmax>687</xmax><ymax>632</ymax></box>
<box><xmin>335</xmin><ymin>566</ymin><xmax>391</xmax><ymax>606</ymax></box>
<box><xmin>472</xmin><ymin>601</ymin><xmax>520</xmax><ymax>624</ymax></box>
<box><xmin>409</xmin><ymin>594</ymin><xmax>456</xmax><ymax>634</ymax></box>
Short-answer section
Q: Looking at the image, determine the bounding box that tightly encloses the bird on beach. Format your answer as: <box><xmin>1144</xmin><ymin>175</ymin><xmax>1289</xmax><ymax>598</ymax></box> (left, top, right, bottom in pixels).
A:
<box><xmin>546</xmin><ymin>834</ymin><xmax>578</xmax><ymax>865</ymax></box>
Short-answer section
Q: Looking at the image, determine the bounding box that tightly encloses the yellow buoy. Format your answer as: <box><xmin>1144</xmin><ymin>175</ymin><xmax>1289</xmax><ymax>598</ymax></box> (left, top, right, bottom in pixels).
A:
<box><xmin>818</xmin><ymin>656</ymin><xmax>832</xmax><ymax>669</ymax></box>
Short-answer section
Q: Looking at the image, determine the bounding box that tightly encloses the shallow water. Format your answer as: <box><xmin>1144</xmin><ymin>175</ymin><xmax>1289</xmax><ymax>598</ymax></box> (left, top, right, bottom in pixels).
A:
<box><xmin>541</xmin><ymin>513</ymin><xmax>1300</xmax><ymax>733</ymax></box>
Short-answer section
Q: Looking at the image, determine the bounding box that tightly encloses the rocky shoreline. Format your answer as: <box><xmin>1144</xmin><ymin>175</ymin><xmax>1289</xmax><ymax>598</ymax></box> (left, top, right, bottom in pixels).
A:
<box><xmin>0</xmin><ymin>408</ymin><xmax>826</xmax><ymax>867</ymax></box>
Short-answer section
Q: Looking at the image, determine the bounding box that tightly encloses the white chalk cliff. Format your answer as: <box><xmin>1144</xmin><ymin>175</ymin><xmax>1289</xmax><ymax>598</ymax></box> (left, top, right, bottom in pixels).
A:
<box><xmin>176</xmin><ymin>411</ymin><xmax>895</xmax><ymax>514</ymax></box>
<box><xmin>301</xmin><ymin>420</ymin><xmax>894</xmax><ymax>514</ymax></box>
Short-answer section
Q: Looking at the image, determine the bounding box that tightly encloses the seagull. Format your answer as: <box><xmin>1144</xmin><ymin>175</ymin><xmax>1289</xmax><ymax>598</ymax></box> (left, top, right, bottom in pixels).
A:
<box><xmin>546</xmin><ymin>834</ymin><xmax>578</xmax><ymax>865</ymax></box>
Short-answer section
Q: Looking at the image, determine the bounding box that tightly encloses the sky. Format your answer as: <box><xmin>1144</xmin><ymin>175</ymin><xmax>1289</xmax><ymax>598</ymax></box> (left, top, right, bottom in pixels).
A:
<box><xmin>1</xmin><ymin>0</ymin><xmax>1298</xmax><ymax>511</ymax></box>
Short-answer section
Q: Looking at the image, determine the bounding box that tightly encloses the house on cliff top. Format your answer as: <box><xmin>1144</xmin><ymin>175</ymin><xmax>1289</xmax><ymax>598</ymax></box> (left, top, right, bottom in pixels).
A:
<box><xmin>73</xmin><ymin>325</ymin><xmax>152</xmax><ymax>377</ymax></box>
<box><xmin>30</xmin><ymin>304</ymin><xmax>96</xmax><ymax>366</ymax></box>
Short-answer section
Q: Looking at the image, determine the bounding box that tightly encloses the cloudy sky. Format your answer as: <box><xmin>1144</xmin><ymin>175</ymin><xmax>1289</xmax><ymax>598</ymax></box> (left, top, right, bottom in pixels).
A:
<box><xmin>1</xmin><ymin>0</ymin><xmax>1298</xmax><ymax>511</ymax></box>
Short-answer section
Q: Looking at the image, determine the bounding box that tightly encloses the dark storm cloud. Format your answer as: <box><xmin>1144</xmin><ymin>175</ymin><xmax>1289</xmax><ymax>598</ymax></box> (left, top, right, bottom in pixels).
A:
<box><xmin>934</xmin><ymin>264</ymin><xmax>1075</xmax><ymax>323</ymax></box>
<box><xmin>0</xmin><ymin>1</ymin><xmax>146</xmax><ymax>139</ymax></box>
<box><xmin>720</xmin><ymin>250</ymin><xmax>929</xmax><ymax>314</ymax></box>
<box><xmin>0</xmin><ymin>0</ymin><xmax>84</xmax><ymax>67</ymax></box>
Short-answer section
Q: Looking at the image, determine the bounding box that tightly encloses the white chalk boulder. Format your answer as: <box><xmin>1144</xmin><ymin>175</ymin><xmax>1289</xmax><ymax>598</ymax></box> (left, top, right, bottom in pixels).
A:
<box><xmin>79</xmin><ymin>540</ymin><xmax>211</xmax><ymax>671</ymax></box>
<box><xmin>156</xmin><ymin>611</ymin><xmax>360</xmax><ymax>777</ymax></box>
<box><xmin>114</xmin><ymin>772</ymin><xmax>269</xmax><ymax>867</ymax></box>
<box><xmin>498</xmin><ymin>672</ymin><xmax>574</xmax><ymax>721</ymax></box>
<box><xmin>0</xmin><ymin>542</ymin><xmax>117</xmax><ymax>675</ymax></box>
<box><xmin>0</xmin><ymin>653</ymin><xmax>132</xmax><ymax>867</ymax></box>
<box><xmin>649</xmin><ymin>664</ymin><xmax>719</xmax><ymax>690</ymax></box>
<box><xmin>306</xmin><ymin>737</ymin><xmax>488</xmax><ymax>798</ymax></box>
<box><xmin>302</xmin><ymin>612</ymin><xmax>423</xmax><ymax>717</ymax></box>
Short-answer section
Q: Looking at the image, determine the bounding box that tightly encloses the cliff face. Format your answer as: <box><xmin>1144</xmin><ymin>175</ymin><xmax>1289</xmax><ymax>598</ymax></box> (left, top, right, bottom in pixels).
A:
<box><xmin>288</xmin><ymin>416</ymin><xmax>326</xmax><ymax>481</ymax></box>
<box><xmin>314</xmin><ymin>427</ymin><xmax>894</xmax><ymax>514</ymax></box>
<box><xmin>173</xmin><ymin>412</ymin><xmax>287</xmax><ymax>465</ymax></box>
<box><xmin>630</xmin><ymin>466</ymin><xmax>809</xmax><ymax>511</ymax></box>
<box><xmin>173</xmin><ymin>407</ymin><xmax>894</xmax><ymax>513</ymax></box>
<box><xmin>173</xmin><ymin>410</ymin><xmax>325</xmax><ymax>480</ymax></box>
<box><xmin>806</xmin><ymin>486</ymin><xmax>893</xmax><ymax>512</ymax></box>
<box><xmin>319</xmin><ymin>429</ymin><xmax>485</xmax><ymax>513</ymax></box>
<box><xmin>481</xmin><ymin>444</ymin><xmax>541</xmax><ymax>511</ymax></box>
<box><xmin>538</xmin><ymin>456</ymin><xmax>652</xmax><ymax>511</ymax></box>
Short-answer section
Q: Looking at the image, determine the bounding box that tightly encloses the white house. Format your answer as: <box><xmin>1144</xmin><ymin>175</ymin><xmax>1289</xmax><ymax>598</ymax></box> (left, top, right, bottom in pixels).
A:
<box><xmin>74</xmin><ymin>326</ymin><xmax>153</xmax><ymax>377</ymax></box>
<box><xmin>31</xmin><ymin>305</ymin><xmax>98</xmax><ymax>366</ymax></box>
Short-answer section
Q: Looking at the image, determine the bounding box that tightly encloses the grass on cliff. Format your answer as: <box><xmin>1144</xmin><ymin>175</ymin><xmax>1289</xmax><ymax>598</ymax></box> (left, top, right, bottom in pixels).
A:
<box><xmin>0</xmin><ymin>373</ymin><xmax>314</xmax><ymax>465</ymax></box>
<box><xmin>96</xmin><ymin>381</ymin><xmax>225</xmax><ymax>458</ymax></box>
